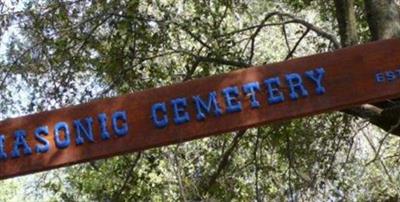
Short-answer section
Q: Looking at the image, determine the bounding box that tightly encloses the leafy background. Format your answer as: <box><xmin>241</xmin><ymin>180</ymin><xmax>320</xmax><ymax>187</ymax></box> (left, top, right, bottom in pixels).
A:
<box><xmin>0</xmin><ymin>0</ymin><xmax>399</xmax><ymax>201</ymax></box>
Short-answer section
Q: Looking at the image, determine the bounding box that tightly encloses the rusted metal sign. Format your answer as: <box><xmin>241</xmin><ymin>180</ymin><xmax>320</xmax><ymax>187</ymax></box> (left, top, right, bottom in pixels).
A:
<box><xmin>1</xmin><ymin>39</ymin><xmax>400</xmax><ymax>179</ymax></box>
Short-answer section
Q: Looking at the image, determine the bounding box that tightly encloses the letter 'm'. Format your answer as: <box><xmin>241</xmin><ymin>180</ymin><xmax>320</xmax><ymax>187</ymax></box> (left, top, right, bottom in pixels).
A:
<box><xmin>193</xmin><ymin>91</ymin><xmax>222</xmax><ymax>121</ymax></box>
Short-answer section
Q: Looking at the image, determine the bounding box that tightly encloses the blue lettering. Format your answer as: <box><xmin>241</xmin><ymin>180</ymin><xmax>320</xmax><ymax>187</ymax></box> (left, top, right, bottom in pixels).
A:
<box><xmin>395</xmin><ymin>69</ymin><xmax>400</xmax><ymax>77</ymax></box>
<box><xmin>193</xmin><ymin>91</ymin><xmax>222</xmax><ymax>121</ymax></box>
<box><xmin>171</xmin><ymin>98</ymin><xmax>190</xmax><ymax>125</ymax></box>
<box><xmin>54</xmin><ymin>122</ymin><xmax>71</xmax><ymax>149</ymax></box>
<box><xmin>242</xmin><ymin>82</ymin><xmax>261</xmax><ymax>108</ymax></box>
<box><xmin>0</xmin><ymin>135</ymin><xmax>7</xmax><ymax>160</ymax></box>
<box><xmin>305</xmin><ymin>67</ymin><xmax>326</xmax><ymax>95</ymax></box>
<box><xmin>11</xmin><ymin>130</ymin><xmax>32</xmax><ymax>158</ymax></box>
<box><xmin>376</xmin><ymin>73</ymin><xmax>385</xmax><ymax>83</ymax></box>
<box><xmin>286</xmin><ymin>73</ymin><xmax>309</xmax><ymax>100</ymax></box>
<box><xmin>112</xmin><ymin>111</ymin><xmax>129</xmax><ymax>137</ymax></box>
<box><xmin>222</xmin><ymin>86</ymin><xmax>242</xmax><ymax>113</ymax></box>
<box><xmin>98</xmin><ymin>113</ymin><xmax>110</xmax><ymax>140</ymax></box>
<box><xmin>74</xmin><ymin>117</ymin><xmax>94</xmax><ymax>145</ymax></box>
<box><xmin>386</xmin><ymin>71</ymin><xmax>396</xmax><ymax>81</ymax></box>
<box><xmin>264</xmin><ymin>77</ymin><xmax>284</xmax><ymax>104</ymax></box>
<box><xmin>34</xmin><ymin>126</ymin><xmax>50</xmax><ymax>154</ymax></box>
<box><xmin>151</xmin><ymin>102</ymin><xmax>169</xmax><ymax>128</ymax></box>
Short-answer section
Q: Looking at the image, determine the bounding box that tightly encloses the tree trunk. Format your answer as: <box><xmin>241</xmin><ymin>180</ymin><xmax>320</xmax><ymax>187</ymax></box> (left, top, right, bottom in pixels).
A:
<box><xmin>365</xmin><ymin>0</ymin><xmax>400</xmax><ymax>40</ymax></box>
<box><xmin>336</xmin><ymin>0</ymin><xmax>400</xmax><ymax>135</ymax></box>
<box><xmin>334</xmin><ymin>0</ymin><xmax>358</xmax><ymax>46</ymax></box>
<box><xmin>364</xmin><ymin>0</ymin><xmax>400</xmax><ymax>134</ymax></box>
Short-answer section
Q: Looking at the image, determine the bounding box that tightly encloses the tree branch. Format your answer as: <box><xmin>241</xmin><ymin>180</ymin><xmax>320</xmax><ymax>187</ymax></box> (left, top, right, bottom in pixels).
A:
<box><xmin>285</xmin><ymin>28</ymin><xmax>310</xmax><ymax>60</ymax></box>
<box><xmin>111</xmin><ymin>153</ymin><xmax>142</xmax><ymax>200</ymax></box>
<box><xmin>217</xmin><ymin>12</ymin><xmax>340</xmax><ymax>49</ymax></box>
<box><xmin>206</xmin><ymin>130</ymin><xmax>246</xmax><ymax>190</ymax></box>
<box><xmin>195</xmin><ymin>55</ymin><xmax>250</xmax><ymax>68</ymax></box>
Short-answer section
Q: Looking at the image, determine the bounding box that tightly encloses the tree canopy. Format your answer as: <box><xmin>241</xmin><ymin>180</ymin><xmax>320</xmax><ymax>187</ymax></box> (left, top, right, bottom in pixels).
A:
<box><xmin>1</xmin><ymin>0</ymin><xmax>400</xmax><ymax>201</ymax></box>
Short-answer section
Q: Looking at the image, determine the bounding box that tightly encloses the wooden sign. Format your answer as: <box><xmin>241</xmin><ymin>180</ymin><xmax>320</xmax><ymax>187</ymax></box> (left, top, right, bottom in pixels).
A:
<box><xmin>1</xmin><ymin>39</ymin><xmax>400</xmax><ymax>179</ymax></box>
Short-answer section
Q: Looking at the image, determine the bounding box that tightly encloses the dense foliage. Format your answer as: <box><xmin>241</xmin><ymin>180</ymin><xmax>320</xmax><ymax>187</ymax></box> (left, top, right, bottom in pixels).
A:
<box><xmin>1</xmin><ymin>0</ymin><xmax>400</xmax><ymax>201</ymax></box>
